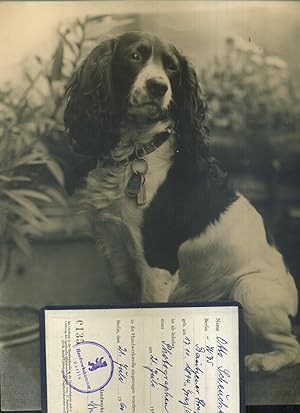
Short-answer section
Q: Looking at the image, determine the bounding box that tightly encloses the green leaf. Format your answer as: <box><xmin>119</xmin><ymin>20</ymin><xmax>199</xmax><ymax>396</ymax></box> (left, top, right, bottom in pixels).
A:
<box><xmin>0</xmin><ymin>175</ymin><xmax>31</xmax><ymax>183</ymax></box>
<box><xmin>51</xmin><ymin>40</ymin><xmax>64</xmax><ymax>80</ymax></box>
<box><xmin>12</xmin><ymin>176</ymin><xmax>32</xmax><ymax>182</ymax></box>
<box><xmin>45</xmin><ymin>187</ymin><xmax>67</xmax><ymax>206</ymax></box>
<box><xmin>46</xmin><ymin>160</ymin><xmax>65</xmax><ymax>186</ymax></box>
<box><xmin>11</xmin><ymin>189</ymin><xmax>52</xmax><ymax>203</ymax></box>
<box><xmin>10</xmin><ymin>227</ymin><xmax>32</xmax><ymax>257</ymax></box>
<box><xmin>2</xmin><ymin>190</ymin><xmax>48</xmax><ymax>222</ymax></box>
<box><xmin>13</xmin><ymin>154</ymin><xmax>43</xmax><ymax>167</ymax></box>
<box><xmin>7</xmin><ymin>205</ymin><xmax>43</xmax><ymax>231</ymax></box>
<box><xmin>0</xmin><ymin>175</ymin><xmax>11</xmax><ymax>182</ymax></box>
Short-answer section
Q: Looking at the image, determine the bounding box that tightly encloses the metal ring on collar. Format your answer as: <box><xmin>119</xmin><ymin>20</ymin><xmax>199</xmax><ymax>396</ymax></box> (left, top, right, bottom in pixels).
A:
<box><xmin>131</xmin><ymin>157</ymin><xmax>149</xmax><ymax>175</ymax></box>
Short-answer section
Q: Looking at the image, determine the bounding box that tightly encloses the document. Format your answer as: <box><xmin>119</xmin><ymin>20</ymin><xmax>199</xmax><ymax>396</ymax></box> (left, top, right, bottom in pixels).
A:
<box><xmin>40</xmin><ymin>303</ymin><xmax>243</xmax><ymax>413</ymax></box>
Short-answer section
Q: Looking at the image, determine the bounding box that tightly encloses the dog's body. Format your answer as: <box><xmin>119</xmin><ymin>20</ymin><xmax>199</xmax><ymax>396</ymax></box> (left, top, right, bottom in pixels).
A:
<box><xmin>64</xmin><ymin>31</ymin><xmax>299</xmax><ymax>372</ymax></box>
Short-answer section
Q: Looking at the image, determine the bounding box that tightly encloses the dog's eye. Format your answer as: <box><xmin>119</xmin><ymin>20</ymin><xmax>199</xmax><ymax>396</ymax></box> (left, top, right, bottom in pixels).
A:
<box><xmin>166</xmin><ymin>59</ymin><xmax>177</xmax><ymax>72</ymax></box>
<box><xmin>130</xmin><ymin>52</ymin><xmax>140</xmax><ymax>61</ymax></box>
<box><xmin>168</xmin><ymin>63</ymin><xmax>177</xmax><ymax>71</ymax></box>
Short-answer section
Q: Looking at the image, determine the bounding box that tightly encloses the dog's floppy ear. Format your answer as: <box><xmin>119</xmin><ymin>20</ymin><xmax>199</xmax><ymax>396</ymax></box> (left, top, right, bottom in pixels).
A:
<box><xmin>64</xmin><ymin>37</ymin><xmax>119</xmax><ymax>159</ymax></box>
<box><xmin>175</xmin><ymin>54</ymin><xmax>209</xmax><ymax>157</ymax></box>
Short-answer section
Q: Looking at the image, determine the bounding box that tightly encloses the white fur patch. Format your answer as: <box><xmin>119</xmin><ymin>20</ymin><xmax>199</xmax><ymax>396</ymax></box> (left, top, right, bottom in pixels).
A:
<box><xmin>129</xmin><ymin>58</ymin><xmax>172</xmax><ymax>109</ymax></box>
<box><xmin>85</xmin><ymin>126</ymin><xmax>176</xmax><ymax>303</ymax></box>
<box><xmin>169</xmin><ymin>195</ymin><xmax>300</xmax><ymax>372</ymax></box>
<box><xmin>171</xmin><ymin>195</ymin><xmax>297</xmax><ymax>308</ymax></box>
<box><xmin>120</xmin><ymin>134</ymin><xmax>176</xmax><ymax>301</ymax></box>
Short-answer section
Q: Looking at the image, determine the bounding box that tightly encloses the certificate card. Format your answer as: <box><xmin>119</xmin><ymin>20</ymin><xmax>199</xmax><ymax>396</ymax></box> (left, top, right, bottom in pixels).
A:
<box><xmin>40</xmin><ymin>303</ymin><xmax>244</xmax><ymax>413</ymax></box>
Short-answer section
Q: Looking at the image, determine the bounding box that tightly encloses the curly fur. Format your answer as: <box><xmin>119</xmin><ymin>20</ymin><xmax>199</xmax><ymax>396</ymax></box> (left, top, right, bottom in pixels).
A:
<box><xmin>64</xmin><ymin>31</ymin><xmax>299</xmax><ymax>373</ymax></box>
<box><xmin>64</xmin><ymin>38</ymin><xmax>120</xmax><ymax>158</ymax></box>
<box><xmin>173</xmin><ymin>54</ymin><xmax>209</xmax><ymax>158</ymax></box>
<box><xmin>64</xmin><ymin>33</ymin><xmax>209</xmax><ymax>164</ymax></box>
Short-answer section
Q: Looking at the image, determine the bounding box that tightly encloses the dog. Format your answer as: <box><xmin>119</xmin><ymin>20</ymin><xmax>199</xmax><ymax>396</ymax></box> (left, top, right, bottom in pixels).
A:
<box><xmin>64</xmin><ymin>31</ymin><xmax>299</xmax><ymax>373</ymax></box>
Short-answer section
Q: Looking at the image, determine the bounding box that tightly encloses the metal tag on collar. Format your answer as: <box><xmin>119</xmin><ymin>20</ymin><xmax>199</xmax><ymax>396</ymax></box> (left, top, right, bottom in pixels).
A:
<box><xmin>126</xmin><ymin>147</ymin><xmax>149</xmax><ymax>205</ymax></box>
<box><xmin>137</xmin><ymin>174</ymin><xmax>146</xmax><ymax>205</ymax></box>
<box><xmin>126</xmin><ymin>171</ymin><xmax>147</xmax><ymax>205</ymax></box>
<box><xmin>126</xmin><ymin>172</ymin><xmax>142</xmax><ymax>198</ymax></box>
<box><xmin>131</xmin><ymin>156</ymin><xmax>148</xmax><ymax>205</ymax></box>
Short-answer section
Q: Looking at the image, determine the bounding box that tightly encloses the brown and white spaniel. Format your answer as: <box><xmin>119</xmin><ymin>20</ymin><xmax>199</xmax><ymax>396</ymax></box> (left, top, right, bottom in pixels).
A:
<box><xmin>64</xmin><ymin>31</ymin><xmax>299</xmax><ymax>373</ymax></box>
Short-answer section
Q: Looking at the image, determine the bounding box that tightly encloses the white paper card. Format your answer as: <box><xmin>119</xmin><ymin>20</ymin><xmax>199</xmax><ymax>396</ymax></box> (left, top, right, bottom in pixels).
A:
<box><xmin>42</xmin><ymin>305</ymin><xmax>242</xmax><ymax>413</ymax></box>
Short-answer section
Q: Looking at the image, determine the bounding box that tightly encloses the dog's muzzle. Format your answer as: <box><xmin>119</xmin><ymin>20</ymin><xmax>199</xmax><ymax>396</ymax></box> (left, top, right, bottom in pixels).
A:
<box><xmin>146</xmin><ymin>77</ymin><xmax>169</xmax><ymax>98</ymax></box>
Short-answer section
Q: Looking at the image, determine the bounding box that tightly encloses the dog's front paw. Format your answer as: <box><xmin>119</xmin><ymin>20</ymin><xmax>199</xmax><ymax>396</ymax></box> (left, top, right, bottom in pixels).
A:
<box><xmin>246</xmin><ymin>349</ymin><xmax>300</xmax><ymax>373</ymax></box>
<box><xmin>141</xmin><ymin>268</ymin><xmax>178</xmax><ymax>303</ymax></box>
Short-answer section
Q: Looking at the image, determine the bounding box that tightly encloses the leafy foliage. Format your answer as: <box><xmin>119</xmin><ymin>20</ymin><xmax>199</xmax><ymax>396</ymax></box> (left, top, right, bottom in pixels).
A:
<box><xmin>202</xmin><ymin>36</ymin><xmax>300</xmax><ymax>136</ymax></box>
<box><xmin>0</xmin><ymin>14</ymin><xmax>136</xmax><ymax>274</ymax></box>
<box><xmin>0</xmin><ymin>106</ymin><xmax>65</xmax><ymax>256</ymax></box>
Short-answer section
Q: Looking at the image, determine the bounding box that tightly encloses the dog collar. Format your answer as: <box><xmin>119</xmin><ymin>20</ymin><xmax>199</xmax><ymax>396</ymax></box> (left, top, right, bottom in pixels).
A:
<box><xmin>132</xmin><ymin>127</ymin><xmax>174</xmax><ymax>158</ymax></box>
<box><xmin>110</xmin><ymin>127</ymin><xmax>174</xmax><ymax>166</ymax></box>
<box><xmin>123</xmin><ymin>127</ymin><xmax>174</xmax><ymax>205</ymax></box>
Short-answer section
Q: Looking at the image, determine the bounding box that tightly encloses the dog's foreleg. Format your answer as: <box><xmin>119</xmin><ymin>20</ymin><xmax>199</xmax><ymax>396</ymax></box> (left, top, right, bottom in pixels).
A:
<box><xmin>141</xmin><ymin>268</ymin><xmax>178</xmax><ymax>303</ymax></box>
<box><xmin>94</xmin><ymin>219</ymin><xmax>141</xmax><ymax>303</ymax></box>
<box><xmin>232</xmin><ymin>273</ymin><xmax>300</xmax><ymax>372</ymax></box>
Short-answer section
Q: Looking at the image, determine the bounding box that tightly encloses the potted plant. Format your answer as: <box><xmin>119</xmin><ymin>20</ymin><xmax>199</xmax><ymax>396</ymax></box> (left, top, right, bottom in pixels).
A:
<box><xmin>0</xmin><ymin>14</ymin><xmax>140</xmax><ymax>349</ymax></box>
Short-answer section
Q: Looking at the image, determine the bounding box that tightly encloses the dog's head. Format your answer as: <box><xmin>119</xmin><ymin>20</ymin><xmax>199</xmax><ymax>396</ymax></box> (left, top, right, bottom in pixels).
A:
<box><xmin>64</xmin><ymin>31</ymin><xmax>208</xmax><ymax>159</ymax></box>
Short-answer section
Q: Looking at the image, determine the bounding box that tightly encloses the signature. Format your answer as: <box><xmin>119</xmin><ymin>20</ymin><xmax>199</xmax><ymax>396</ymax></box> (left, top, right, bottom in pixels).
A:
<box><xmin>217</xmin><ymin>366</ymin><xmax>231</xmax><ymax>412</ymax></box>
<box><xmin>87</xmin><ymin>401</ymin><xmax>100</xmax><ymax>413</ymax></box>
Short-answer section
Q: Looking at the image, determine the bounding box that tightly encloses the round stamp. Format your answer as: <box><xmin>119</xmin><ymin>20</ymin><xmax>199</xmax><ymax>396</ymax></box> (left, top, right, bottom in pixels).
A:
<box><xmin>62</xmin><ymin>341</ymin><xmax>114</xmax><ymax>393</ymax></box>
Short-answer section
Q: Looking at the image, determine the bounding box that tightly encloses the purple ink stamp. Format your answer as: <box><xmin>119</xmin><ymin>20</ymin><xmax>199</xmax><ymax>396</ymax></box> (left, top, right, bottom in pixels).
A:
<box><xmin>62</xmin><ymin>341</ymin><xmax>114</xmax><ymax>393</ymax></box>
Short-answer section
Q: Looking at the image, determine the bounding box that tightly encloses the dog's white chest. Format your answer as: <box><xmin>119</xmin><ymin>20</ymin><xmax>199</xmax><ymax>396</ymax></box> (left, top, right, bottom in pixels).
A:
<box><xmin>84</xmin><ymin>135</ymin><xmax>176</xmax><ymax>302</ymax></box>
<box><xmin>121</xmin><ymin>139</ymin><xmax>174</xmax><ymax>228</ymax></box>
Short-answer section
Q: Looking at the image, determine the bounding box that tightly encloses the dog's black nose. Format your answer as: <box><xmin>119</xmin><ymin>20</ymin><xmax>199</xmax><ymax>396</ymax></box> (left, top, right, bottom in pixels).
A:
<box><xmin>146</xmin><ymin>78</ymin><xmax>168</xmax><ymax>98</ymax></box>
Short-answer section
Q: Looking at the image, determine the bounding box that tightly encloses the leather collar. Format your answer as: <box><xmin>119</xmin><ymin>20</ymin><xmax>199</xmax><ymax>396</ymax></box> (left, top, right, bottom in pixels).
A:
<box><xmin>109</xmin><ymin>127</ymin><xmax>174</xmax><ymax>166</ymax></box>
<box><xmin>133</xmin><ymin>127</ymin><xmax>174</xmax><ymax>158</ymax></box>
